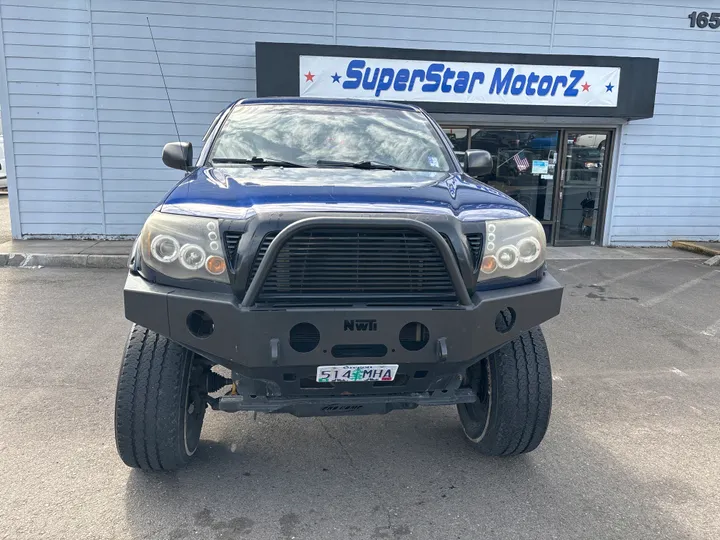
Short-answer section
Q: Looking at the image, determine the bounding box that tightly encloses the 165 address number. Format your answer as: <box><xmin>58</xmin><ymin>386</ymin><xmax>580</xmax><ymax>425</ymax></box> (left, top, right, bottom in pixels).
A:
<box><xmin>688</xmin><ymin>11</ymin><xmax>720</xmax><ymax>28</ymax></box>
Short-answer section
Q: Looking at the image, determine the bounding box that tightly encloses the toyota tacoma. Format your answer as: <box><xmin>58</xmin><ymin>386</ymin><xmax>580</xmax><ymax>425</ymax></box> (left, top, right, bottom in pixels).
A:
<box><xmin>115</xmin><ymin>98</ymin><xmax>563</xmax><ymax>471</ymax></box>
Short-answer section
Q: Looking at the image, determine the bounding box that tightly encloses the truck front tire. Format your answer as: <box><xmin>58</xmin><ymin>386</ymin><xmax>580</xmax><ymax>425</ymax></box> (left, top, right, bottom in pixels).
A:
<box><xmin>457</xmin><ymin>326</ymin><xmax>552</xmax><ymax>456</ymax></box>
<box><xmin>114</xmin><ymin>325</ymin><xmax>206</xmax><ymax>471</ymax></box>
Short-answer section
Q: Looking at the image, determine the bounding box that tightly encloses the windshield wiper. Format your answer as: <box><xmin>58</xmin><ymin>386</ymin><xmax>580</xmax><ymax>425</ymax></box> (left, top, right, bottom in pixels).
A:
<box><xmin>316</xmin><ymin>159</ymin><xmax>405</xmax><ymax>171</ymax></box>
<box><xmin>211</xmin><ymin>156</ymin><xmax>307</xmax><ymax>168</ymax></box>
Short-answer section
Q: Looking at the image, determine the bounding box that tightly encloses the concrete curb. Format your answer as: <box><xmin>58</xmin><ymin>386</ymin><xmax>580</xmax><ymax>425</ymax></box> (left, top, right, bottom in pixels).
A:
<box><xmin>0</xmin><ymin>252</ymin><xmax>127</xmax><ymax>269</ymax></box>
<box><xmin>671</xmin><ymin>240</ymin><xmax>720</xmax><ymax>257</ymax></box>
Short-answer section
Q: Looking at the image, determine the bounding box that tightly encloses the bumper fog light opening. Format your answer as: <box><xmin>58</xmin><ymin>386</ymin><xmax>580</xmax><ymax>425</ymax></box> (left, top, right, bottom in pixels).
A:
<box><xmin>289</xmin><ymin>323</ymin><xmax>320</xmax><ymax>353</ymax></box>
<box><xmin>399</xmin><ymin>322</ymin><xmax>430</xmax><ymax>352</ymax></box>
<box><xmin>494</xmin><ymin>308</ymin><xmax>516</xmax><ymax>334</ymax></box>
<box><xmin>187</xmin><ymin>310</ymin><xmax>214</xmax><ymax>339</ymax></box>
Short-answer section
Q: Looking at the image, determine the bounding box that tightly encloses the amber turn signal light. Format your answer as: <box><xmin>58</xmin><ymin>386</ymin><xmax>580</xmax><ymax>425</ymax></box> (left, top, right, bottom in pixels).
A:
<box><xmin>205</xmin><ymin>255</ymin><xmax>227</xmax><ymax>275</ymax></box>
<box><xmin>481</xmin><ymin>255</ymin><xmax>497</xmax><ymax>274</ymax></box>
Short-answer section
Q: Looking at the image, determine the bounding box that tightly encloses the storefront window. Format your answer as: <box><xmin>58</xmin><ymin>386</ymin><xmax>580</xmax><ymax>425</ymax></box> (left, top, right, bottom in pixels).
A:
<box><xmin>442</xmin><ymin>127</ymin><xmax>468</xmax><ymax>166</ymax></box>
<box><xmin>469</xmin><ymin>129</ymin><xmax>558</xmax><ymax>222</ymax></box>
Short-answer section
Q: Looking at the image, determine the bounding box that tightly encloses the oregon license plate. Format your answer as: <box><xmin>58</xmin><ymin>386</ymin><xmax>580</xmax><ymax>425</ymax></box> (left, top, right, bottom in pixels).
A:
<box><xmin>316</xmin><ymin>365</ymin><xmax>399</xmax><ymax>383</ymax></box>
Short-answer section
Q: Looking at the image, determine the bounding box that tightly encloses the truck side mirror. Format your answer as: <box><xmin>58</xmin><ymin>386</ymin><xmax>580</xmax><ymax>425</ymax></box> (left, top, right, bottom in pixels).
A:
<box><xmin>162</xmin><ymin>142</ymin><xmax>193</xmax><ymax>171</ymax></box>
<box><xmin>464</xmin><ymin>149</ymin><xmax>493</xmax><ymax>177</ymax></box>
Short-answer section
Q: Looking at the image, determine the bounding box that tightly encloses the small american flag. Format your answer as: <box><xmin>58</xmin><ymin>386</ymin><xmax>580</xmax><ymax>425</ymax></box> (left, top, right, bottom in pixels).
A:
<box><xmin>512</xmin><ymin>151</ymin><xmax>530</xmax><ymax>172</ymax></box>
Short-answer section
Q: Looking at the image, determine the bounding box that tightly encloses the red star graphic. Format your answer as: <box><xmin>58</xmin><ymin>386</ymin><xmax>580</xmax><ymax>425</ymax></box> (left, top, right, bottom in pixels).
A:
<box><xmin>304</xmin><ymin>71</ymin><xmax>315</xmax><ymax>82</ymax></box>
<box><xmin>581</xmin><ymin>82</ymin><xmax>591</xmax><ymax>92</ymax></box>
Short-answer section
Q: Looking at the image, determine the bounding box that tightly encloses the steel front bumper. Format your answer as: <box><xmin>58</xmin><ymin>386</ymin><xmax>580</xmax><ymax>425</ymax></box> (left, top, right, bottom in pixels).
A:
<box><xmin>124</xmin><ymin>272</ymin><xmax>563</xmax><ymax>371</ymax></box>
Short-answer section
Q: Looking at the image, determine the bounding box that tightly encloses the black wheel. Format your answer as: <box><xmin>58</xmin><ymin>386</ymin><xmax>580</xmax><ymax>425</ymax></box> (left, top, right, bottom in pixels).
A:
<box><xmin>115</xmin><ymin>324</ymin><xmax>206</xmax><ymax>471</ymax></box>
<box><xmin>457</xmin><ymin>325</ymin><xmax>552</xmax><ymax>456</ymax></box>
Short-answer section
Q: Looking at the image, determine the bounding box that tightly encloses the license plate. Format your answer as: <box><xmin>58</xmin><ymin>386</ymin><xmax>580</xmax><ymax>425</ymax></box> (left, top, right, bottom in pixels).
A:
<box><xmin>316</xmin><ymin>364</ymin><xmax>399</xmax><ymax>383</ymax></box>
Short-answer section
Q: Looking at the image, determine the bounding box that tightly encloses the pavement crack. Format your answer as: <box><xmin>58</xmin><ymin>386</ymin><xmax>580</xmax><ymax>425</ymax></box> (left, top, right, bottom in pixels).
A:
<box><xmin>317</xmin><ymin>418</ymin><xmax>394</xmax><ymax>533</ymax></box>
<box><xmin>585</xmin><ymin>291</ymin><xmax>639</xmax><ymax>302</ymax></box>
<box><xmin>317</xmin><ymin>417</ymin><xmax>356</xmax><ymax>467</ymax></box>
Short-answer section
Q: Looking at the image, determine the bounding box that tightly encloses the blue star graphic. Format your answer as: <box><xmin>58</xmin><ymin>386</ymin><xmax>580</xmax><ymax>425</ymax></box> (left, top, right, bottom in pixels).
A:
<box><xmin>605</xmin><ymin>83</ymin><xmax>614</xmax><ymax>92</ymax></box>
<box><xmin>331</xmin><ymin>72</ymin><xmax>341</xmax><ymax>83</ymax></box>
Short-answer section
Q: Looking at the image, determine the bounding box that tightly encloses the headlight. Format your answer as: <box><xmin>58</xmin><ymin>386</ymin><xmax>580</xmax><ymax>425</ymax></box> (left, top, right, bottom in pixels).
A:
<box><xmin>478</xmin><ymin>216</ymin><xmax>546</xmax><ymax>283</ymax></box>
<box><xmin>139</xmin><ymin>212</ymin><xmax>229</xmax><ymax>283</ymax></box>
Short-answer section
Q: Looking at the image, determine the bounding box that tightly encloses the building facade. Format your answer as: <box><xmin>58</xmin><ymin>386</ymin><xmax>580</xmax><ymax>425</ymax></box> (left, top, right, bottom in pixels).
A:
<box><xmin>0</xmin><ymin>0</ymin><xmax>718</xmax><ymax>245</ymax></box>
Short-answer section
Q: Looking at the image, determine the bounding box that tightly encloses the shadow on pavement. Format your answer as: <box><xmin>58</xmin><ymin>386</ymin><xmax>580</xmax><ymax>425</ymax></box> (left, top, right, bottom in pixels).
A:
<box><xmin>122</xmin><ymin>405</ymin><xmax>697</xmax><ymax>540</ymax></box>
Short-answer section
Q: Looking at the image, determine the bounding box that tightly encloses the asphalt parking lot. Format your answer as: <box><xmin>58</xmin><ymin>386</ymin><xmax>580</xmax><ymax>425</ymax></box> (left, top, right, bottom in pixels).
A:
<box><xmin>1</xmin><ymin>255</ymin><xmax>719</xmax><ymax>539</ymax></box>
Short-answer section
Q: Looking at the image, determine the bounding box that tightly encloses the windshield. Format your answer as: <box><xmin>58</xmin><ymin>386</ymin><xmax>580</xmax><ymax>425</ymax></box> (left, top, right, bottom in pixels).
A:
<box><xmin>207</xmin><ymin>104</ymin><xmax>452</xmax><ymax>172</ymax></box>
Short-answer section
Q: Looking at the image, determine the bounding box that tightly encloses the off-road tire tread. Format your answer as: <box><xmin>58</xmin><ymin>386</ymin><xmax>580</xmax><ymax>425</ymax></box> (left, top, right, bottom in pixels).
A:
<box><xmin>115</xmin><ymin>324</ymin><xmax>194</xmax><ymax>471</ymax></box>
<box><xmin>459</xmin><ymin>316</ymin><xmax>552</xmax><ymax>456</ymax></box>
<box><xmin>493</xmin><ymin>324</ymin><xmax>551</xmax><ymax>455</ymax></box>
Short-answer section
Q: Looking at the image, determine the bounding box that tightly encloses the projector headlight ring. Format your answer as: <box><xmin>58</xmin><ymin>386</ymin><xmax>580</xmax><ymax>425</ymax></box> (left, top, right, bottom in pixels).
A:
<box><xmin>477</xmin><ymin>216</ymin><xmax>546</xmax><ymax>284</ymax></box>
<box><xmin>139</xmin><ymin>212</ymin><xmax>229</xmax><ymax>283</ymax></box>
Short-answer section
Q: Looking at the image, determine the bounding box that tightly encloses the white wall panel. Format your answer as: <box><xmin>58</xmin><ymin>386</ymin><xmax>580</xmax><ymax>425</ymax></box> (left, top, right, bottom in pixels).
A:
<box><xmin>0</xmin><ymin>0</ymin><xmax>100</xmax><ymax>236</ymax></box>
<box><xmin>88</xmin><ymin>0</ymin><xmax>333</xmax><ymax>236</ymax></box>
<box><xmin>552</xmin><ymin>0</ymin><xmax>720</xmax><ymax>244</ymax></box>
<box><xmin>0</xmin><ymin>0</ymin><xmax>715</xmax><ymax>242</ymax></box>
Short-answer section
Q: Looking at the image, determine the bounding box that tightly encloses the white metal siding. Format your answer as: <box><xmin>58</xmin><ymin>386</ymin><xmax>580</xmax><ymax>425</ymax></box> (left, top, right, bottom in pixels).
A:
<box><xmin>552</xmin><ymin>0</ymin><xmax>720</xmax><ymax>244</ymax></box>
<box><xmin>334</xmin><ymin>0</ymin><xmax>719</xmax><ymax>244</ymax></box>
<box><xmin>0</xmin><ymin>0</ymin><xmax>717</xmax><ymax>243</ymax></box>
<box><xmin>336</xmin><ymin>0</ymin><xmax>556</xmax><ymax>53</ymax></box>
<box><xmin>0</xmin><ymin>0</ymin><xmax>334</xmax><ymax>237</ymax></box>
<box><xmin>0</xmin><ymin>1</ymin><xmax>102</xmax><ymax>235</ymax></box>
<box><xmin>93</xmin><ymin>0</ymin><xmax>333</xmax><ymax>235</ymax></box>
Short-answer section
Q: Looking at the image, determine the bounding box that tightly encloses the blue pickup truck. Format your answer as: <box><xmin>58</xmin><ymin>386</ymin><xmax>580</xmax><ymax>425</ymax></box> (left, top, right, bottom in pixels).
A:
<box><xmin>115</xmin><ymin>98</ymin><xmax>563</xmax><ymax>471</ymax></box>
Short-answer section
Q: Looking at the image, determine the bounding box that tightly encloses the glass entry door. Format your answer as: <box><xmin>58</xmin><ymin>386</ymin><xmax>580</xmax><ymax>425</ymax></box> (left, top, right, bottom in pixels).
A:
<box><xmin>444</xmin><ymin>127</ymin><xmax>560</xmax><ymax>240</ymax></box>
<box><xmin>441</xmin><ymin>124</ymin><xmax>614</xmax><ymax>246</ymax></box>
<box><xmin>554</xmin><ymin>131</ymin><xmax>612</xmax><ymax>245</ymax></box>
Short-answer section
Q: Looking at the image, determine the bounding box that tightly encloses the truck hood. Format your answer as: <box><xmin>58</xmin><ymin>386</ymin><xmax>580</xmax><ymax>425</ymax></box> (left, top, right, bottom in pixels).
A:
<box><xmin>160</xmin><ymin>166</ymin><xmax>528</xmax><ymax>221</ymax></box>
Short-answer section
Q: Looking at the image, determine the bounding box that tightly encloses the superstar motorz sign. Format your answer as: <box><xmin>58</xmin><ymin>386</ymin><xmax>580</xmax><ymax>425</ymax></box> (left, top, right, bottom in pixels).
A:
<box><xmin>299</xmin><ymin>55</ymin><xmax>621</xmax><ymax>107</ymax></box>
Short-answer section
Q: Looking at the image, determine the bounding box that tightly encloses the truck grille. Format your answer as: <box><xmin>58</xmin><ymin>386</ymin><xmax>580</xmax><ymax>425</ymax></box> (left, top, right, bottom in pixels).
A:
<box><xmin>466</xmin><ymin>233</ymin><xmax>483</xmax><ymax>271</ymax></box>
<box><xmin>249</xmin><ymin>228</ymin><xmax>456</xmax><ymax>305</ymax></box>
<box><xmin>223</xmin><ymin>231</ymin><xmax>242</xmax><ymax>269</ymax></box>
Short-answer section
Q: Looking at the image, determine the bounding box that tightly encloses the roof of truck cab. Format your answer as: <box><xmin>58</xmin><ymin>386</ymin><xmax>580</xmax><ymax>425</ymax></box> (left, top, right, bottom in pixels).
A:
<box><xmin>236</xmin><ymin>97</ymin><xmax>422</xmax><ymax>111</ymax></box>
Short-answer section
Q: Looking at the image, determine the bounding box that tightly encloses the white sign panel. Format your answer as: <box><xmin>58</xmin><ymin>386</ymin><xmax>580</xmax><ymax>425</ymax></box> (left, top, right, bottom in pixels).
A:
<box><xmin>299</xmin><ymin>56</ymin><xmax>620</xmax><ymax>107</ymax></box>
